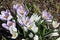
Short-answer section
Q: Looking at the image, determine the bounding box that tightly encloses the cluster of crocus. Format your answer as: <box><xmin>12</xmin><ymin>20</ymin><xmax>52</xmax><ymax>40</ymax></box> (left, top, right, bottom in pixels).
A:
<box><xmin>42</xmin><ymin>9</ymin><xmax>60</xmax><ymax>37</ymax></box>
<box><xmin>0</xmin><ymin>9</ymin><xmax>18</xmax><ymax>39</ymax></box>
<box><xmin>0</xmin><ymin>2</ymin><xmax>60</xmax><ymax>40</ymax></box>
<box><xmin>13</xmin><ymin>3</ymin><xmax>41</xmax><ymax>40</ymax></box>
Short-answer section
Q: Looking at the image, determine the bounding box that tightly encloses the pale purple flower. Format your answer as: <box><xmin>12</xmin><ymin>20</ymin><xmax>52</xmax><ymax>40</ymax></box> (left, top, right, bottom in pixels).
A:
<box><xmin>2</xmin><ymin>20</ymin><xmax>18</xmax><ymax>39</ymax></box>
<box><xmin>13</xmin><ymin>3</ymin><xmax>24</xmax><ymax>10</ymax></box>
<box><xmin>2</xmin><ymin>23</ymin><xmax>9</xmax><ymax>30</ymax></box>
<box><xmin>42</xmin><ymin>10</ymin><xmax>53</xmax><ymax>22</ymax></box>
<box><xmin>2</xmin><ymin>20</ymin><xmax>16</xmax><ymax>30</ymax></box>
<box><xmin>17</xmin><ymin>16</ymin><xmax>30</xmax><ymax>26</ymax></box>
<box><xmin>13</xmin><ymin>3</ymin><xmax>29</xmax><ymax>17</ymax></box>
<box><xmin>0</xmin><ymin>9</ymin><xmax>13</xmax><ymax>21</ymax></box>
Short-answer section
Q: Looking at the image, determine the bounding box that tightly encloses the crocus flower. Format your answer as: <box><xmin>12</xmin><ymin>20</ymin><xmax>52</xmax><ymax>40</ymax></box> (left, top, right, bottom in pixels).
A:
<box><xmin>2</xmin><ymin>20</ymin><xmax>18</xmax><ymax>39</ymax></box>
<box><xmin>13</xmin><ymin>3</ymin><xmax>29</xmax><ymax>17</ymax></box>
<box><xmin>30</xmin><ymin>13</ymin><xmax>41</xmax><ymax>22</ymax></box>
<box><xmin>33</xmin><ymin>35</ymin><xmax>39</xmax><ymax>40</ymax></box>
<box><xmin>52</xmin><ymin>21</ymin><xmax>60</xmax><ymax>28</ymax></box>
<box><xmin>0</xmin><ymin>9</ymin><xmax>13</xmax><ymax>21</ymax></box>
<box><xmin>17</xmin><ymin>16</ymin><xmax>30</xmax><ymax>26</ymax></box>
<box><xmin>42</xmin><ymin>10</ymin><xmax>53</xmax><ymax>22</ymax></box>
<box><xmin>28</xmin><ymin>22</ymin><xmax>38</xmax><ymax>33</ymax></box>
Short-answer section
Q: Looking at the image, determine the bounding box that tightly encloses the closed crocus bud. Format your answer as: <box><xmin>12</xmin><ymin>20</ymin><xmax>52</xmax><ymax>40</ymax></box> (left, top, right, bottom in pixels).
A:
<box><xmin>29</xmin><ymin>33</ymin><xmax>33</xmax><ymax>38</ymax></box>
<box><xmin>33</xmin><ymin>35</ymin><xmax>38</xmax><ymax>40</ymax></box>
<box><xmin>52</xmin><ymin>21</ymin><xmax>60</xmax><ymax>28</ymax></box>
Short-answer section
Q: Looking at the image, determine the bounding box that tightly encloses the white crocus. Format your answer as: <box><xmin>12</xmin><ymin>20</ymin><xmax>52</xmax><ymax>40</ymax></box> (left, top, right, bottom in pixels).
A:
<box><xmin>11</xmin><ymin>32</ymin><xmax>18</xmax><ymax>39</ymax></box>
<box><xmin>33</xmin><ymin>35</ymin><xmax>38</xmax><ymax>40</ymax></box>
<box><xmin>9</xmin><ymin>26</ymin><xmax>18</xmax><ymax>39</ymax></box>
<box><xmin>31</xmin><ymin>26</ymin><xmax>38</xmax><ymax>33</ymax></box>
<box><xmin>28</xmin><ymin>22</ymin><xmax>38</xmax><ymax>33</ymax></box>
<box><xmin>52</xmin><ymin>21</ymin><xmax>60</xmax><ymax>28</ymax></box>
<box><xmin>30</xmin><ymin>14</ymin><xmax>41</xmax><ymax>22</ymax></box>
<box><xmin>50</xmin><ymin>32</ymin><xmax>59</xmax><ymax>36</ymax></box>
<box><xmin>56</xmin><ymin>37</ymin><xmax>60</xmax><ymax>40</ymax></box>
<box><xmin>29</xmin><ymin>33</ymin><xmax>33</xmax><ymax>38</ymax></box>
<box><xmin>7</xmin><ymin>20</ymin><xmax>18</xmax><ymax>39</ymax></box>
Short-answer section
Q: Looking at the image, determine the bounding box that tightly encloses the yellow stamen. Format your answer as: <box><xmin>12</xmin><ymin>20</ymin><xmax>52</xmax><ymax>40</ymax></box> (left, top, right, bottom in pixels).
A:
<box><xmin>12</xmin><ymin>33</ymin><xmax>16</xmax><ymax>37</ymax></box>
<box><xmin>20</xmin><ymin>10</ymin><xmax>25</xmax><ymax>15</ymax></box>
<box><xmin>29</xmin><ymin>25</ymin><xmax>32</xmax><ymax>29</ymax></box>
<box><xmin>4</xmin><ymin>16</ymin><xmax>8</xmax><ymax>19</ymax></box>
<box><xmin>43</xmin><ymin>16</ymin><xmax>47</xmax><ymax>19</ymax></box>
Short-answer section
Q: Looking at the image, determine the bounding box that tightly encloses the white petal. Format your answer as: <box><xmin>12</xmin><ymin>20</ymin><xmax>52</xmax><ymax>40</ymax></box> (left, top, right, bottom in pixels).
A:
<box><xmin>1</xmin><ymin>11</ymin><xmax>6</xmax><ymax>15</ymax></box>
<box><xmin>54</xmin><ymin>29</ymin><xmax>58</xmax><ymax>32</ymax></box>
<box><xmin>56</xmin><ymin>37</ymin><xmax>60</xmax><ymax>40</ymax></box>
<box><xmin>7</xmin><ymin>15</ymin><xmax>13</xmax><ymax>20</ymax></box>
<box><xmin>12</xmin><ymin>27</ymin><xmax>17</xmax><ymax>32</ymax></box>
<box><xmin>31</xmin><ymin>26</ymin><xmax>38</xmax><ymax>33</ymax></box>
<box><xmin>30</xmin><ymin>14</ymin><xmax>40</xmax><ymax>22</ymax></box>
<box><xmin>11</xmin><ymin>33</ymin><xmax>18</xmax><ymax>39</ymax></box>
<box><xmin>23</xmin><ymin>27</ymin><xmax>28</xmax><ymax>32</ymax></box>
<box><xmin>22</xmin><ymin>39</ymin><xmax>25</xmax><ymax>40</ymax></box>
<box><xmin>34</xmin><ymin>35</ymin><xmax>38</xmax><ymax>40</ymax></box>
<box><xmin>52</xmin><ymin>21</ymin><xmax>59</xmax><ymax>28</ymax></box>
<box><xmin>29</xmin><ymin>33</ymin><xmax>33</xmax><ymax>38</ymax></box>
<box><xmin>50</xmin><ymin>32</ymin><xmax>59</xmax><ymax>36</ymax></box>
<box><xmin>9</xmin><ymin>26</ymin><xmax>13</xmax><ymax>34</ymax></box>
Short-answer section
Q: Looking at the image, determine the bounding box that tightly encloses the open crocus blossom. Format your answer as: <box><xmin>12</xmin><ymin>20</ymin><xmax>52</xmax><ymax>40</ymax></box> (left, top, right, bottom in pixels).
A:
<box><xmin>2</xmin><ymin>20</ymin><xmax>18</xmax><ymax>39</ymax></box>
<box><xmin>17</xmin><ymin>16</ymin><xmax>30</xmax><ymax>26</ymax></box>
<box><xmin>30</xmin><ymin>14</ymin><xmax>41</xmax><ymax>22</ymax></box>
<box><xmin>13</xmin><ymin>3</ymin><xmax>29</xmax><ymax>17</ymax></box>
<box><xmin>0</xmin><ymin>9</ymin><xmax>13</xmax><ymax>21</ymax></box>
<box><xmin>28</xmin><ymin>22</ymin><xmax>38</xmax><ymax>33</ymax></box>
<box><xmin>42</xmin><ymin>10</ymin><xmax>53</xmax><ymax>22</ymax></box>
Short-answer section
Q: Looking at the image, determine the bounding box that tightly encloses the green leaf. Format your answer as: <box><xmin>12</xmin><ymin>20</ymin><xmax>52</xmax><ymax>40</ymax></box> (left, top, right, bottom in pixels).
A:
<box><xmin>2</xmin><ymin>36</ymin><xmax>7</xmax><ymax>40</ymax></box>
